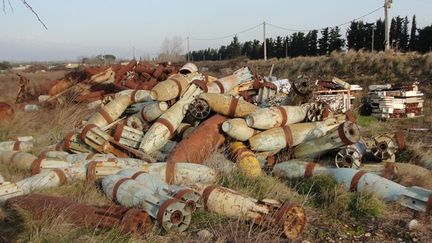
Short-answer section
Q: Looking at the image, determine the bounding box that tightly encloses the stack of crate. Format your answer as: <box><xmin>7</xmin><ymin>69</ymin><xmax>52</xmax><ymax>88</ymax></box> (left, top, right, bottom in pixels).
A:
<box><xmin>368</xmin><ymin>83</ymin><xmax>424</xmax><ymax>119</ymax></box>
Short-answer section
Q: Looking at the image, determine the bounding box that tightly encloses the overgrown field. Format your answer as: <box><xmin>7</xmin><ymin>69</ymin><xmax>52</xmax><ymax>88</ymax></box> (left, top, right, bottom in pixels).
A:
<box><xmin>0</xmin><ymin>52</ymin><xmax>432</xmax><ymax>242</ymax></box>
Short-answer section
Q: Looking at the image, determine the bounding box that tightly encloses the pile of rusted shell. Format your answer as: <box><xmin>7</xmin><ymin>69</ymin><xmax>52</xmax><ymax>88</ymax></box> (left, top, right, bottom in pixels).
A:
<box><xmin>1</xmin><ymin>61</ymin><xmax>430</xmax><ymax>239</ymax></box>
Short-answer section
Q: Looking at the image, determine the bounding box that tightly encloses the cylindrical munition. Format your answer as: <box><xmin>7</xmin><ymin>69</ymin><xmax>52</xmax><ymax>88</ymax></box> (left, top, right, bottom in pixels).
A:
<box><xmin>0</xmin><ymin>151</ymin><xmax>37</xmax><ymax>171</ymax></box>
<box><xmin>249</xmin><ymin>119</ymin><xmax>340</xmax><ymax>152</ymax></box>
<box><xmin>85</xmin><ymin>159</ymin><xmax>150</xmax><ymax>181</ymax></box>
<box><xmin>222</xmin><ymin>118</ymin><xmax>258</xmax><ymax>141</ymax></box>
<box><xmin>273</xmin><ymin>161</ymin><xmax>432</xmax><ymax>212</ymax></box>
<box><xmin>139</xmin><ymin>85</ymin><xmax>203</xmax><ymax>155</ymax></box>
<box><xmin>246</xmin><ymin>105</ymin><xmax>309</xmax><ymax>130</ymax></box>
<box><xmin>206</xmin><ymin>67</ymin><xmax>253</xmax><ymax>93</ymax></box>
<box><xmin>334</xmin><ymin>141</ymin><xmax>367</xmax><ymax>168</ymax></box>
<box><xmin>62</xmin><ymin>132</ymin><xmax>93</xmax><ymax>154</ymax></box>
<box><xmin>198</xmin><ymin>93</ymin><xmax>258</xmax><ymax>118</ymax></box>
<box><xmin>112</xmin><ymin>124</ymin><xmax>144</xmax><ymax>149</ymax></box>
<box><xmin>102</xmin><ymin>174</ymin><xmax>191</xmax><ymax>232</ymax></box>
<box><xmin>194</xmin><ymin>184</ymin><xmax>306</xmax><ymax>240</ymax></box>
<box><xmin>294</xmin><ymin>121</ymin><xmax>361</xmax><ymax>159</ymax></box>
<box><xmin>138</xmin><ymin>101</ymin><xmax>169</xmax><ymax>123</ymax></box>
<box><xmin>230</xmin><ymin>142</ymin><xmax>262</xmax><ymax>177</ymax></box>
<box><xmin>6</xmin><ymin>194</ymin><xmax>153</xmax><ymax>235</ymax></box>
<box><xmin>0</xmin><ymin>169</ymin><xmax>67</xmax><ymax>203</ymax></box>
<box><xmin>31</xmin><ymin>157</ymin><xmax>70</xmax><ymax>175</ymax></box>
<box><xmin>371</xmin><ymin>132</ymin><xmax>405</xmax><ymax>161</ymax></box>
<box><xmin>80</xmin><ymin>124</ymin><xmax>127</xmax><ymax>157</ymax></box>
<box><xmin>114</xmin><ymin>89</ymin><xmax>152</xmax><ymax>103</ymax></box>
<box><xmin>85</xmin><ymin>94</ymin><xmax>133</xmax><ymax>128</ymax></box>
<box><xmin>151</xmin><ymin>73</ymin><xmax>203</xmax><ymax>101</ymax></box>
<box><xmin>125</xmin><ymin>115</ymin><xmax>145</xmax><ymax>131</ymax></box>
<box><xmin>175</xmin><ymin>123</ymin><xmax>195</xmax><ymax>140</ymax></box>
<box><xmin>147</xmin><ymin>162</ymin><xmax>217</xmax><ymax>185</ymax></box>
<box><xmin>167</xmin><ymin>114</ymin><xmax>227</xmax><ymax>164</ymax></box>
<box><xmin>118</xmin><ymin>169</ymin><xmax>202</xmax><ymax>213</ymax></box>
<box><xmin>0</xmin><ymin>140</ymin><xmax>33</xmax><ymax>152</ymax></box>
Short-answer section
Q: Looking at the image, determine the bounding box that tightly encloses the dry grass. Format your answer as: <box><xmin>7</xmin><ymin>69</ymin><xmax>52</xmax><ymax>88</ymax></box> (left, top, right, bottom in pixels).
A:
<box><xmin>1</xmin><ymin>53</ymin><xmax>432</xmax><ymax>242</ymax></box>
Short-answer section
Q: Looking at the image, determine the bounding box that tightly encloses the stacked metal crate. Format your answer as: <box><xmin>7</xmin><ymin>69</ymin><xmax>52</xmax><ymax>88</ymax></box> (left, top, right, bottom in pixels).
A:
<box><xmin>369</xmin><ymin>83</ymin><xmax>424</xmax><ymax>119</ymax></box>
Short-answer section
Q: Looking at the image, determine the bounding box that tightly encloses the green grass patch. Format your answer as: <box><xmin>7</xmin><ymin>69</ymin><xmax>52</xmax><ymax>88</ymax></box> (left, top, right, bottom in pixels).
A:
<box><xmin>357</xmin><ymin>115</ymin><xmax>378</xmax><ymax>127</ymax></box>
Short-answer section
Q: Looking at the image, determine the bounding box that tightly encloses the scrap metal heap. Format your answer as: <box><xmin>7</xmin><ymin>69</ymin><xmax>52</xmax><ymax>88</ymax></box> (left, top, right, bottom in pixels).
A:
<box><xmin>0</xmin><ymin>62</ymin><xmax>430</xmax><ymax>239</ymax></box>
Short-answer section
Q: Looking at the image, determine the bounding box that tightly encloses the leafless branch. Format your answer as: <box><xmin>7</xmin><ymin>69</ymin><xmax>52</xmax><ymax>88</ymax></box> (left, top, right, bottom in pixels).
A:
<box><xmin>7</xmin><ymin>0</ymin><xmax>13</xmax><ymax>12</ymax></box>
<box><xmin>3</xmin><ymin>0</ymin><xmax>5</xmax><ymax>13</ymax></box>
<box><xmin>20</xmin><ymin>0</ymin><xmax>47</xmax><ymax>29</ymax></box>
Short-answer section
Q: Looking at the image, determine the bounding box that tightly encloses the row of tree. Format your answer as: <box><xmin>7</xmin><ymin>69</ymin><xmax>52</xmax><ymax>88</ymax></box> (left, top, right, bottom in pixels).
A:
<box><xmin>189</xmin><ymin>15</ymin><xmax>432</xmax><ymax>61</ymax></box>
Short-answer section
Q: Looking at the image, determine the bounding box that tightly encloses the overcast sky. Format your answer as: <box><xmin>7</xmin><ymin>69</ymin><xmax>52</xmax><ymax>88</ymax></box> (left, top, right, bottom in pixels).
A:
<box><xmin>1</xmin><ymin>0</ymin><xmax>431</xmax><ymax>61</ymax></box>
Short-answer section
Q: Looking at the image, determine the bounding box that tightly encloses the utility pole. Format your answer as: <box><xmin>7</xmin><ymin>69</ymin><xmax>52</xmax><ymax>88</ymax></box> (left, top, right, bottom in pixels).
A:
<box><xmin>371</xmin><ymin>26</ymin><xmax>375</xmax><ymax>52</ymax></box>
<box><xmin>187</xmin><ymin>37</ymin><xmax>190</xmax><ymax>62</ymax></box>
<box><xmin>384</xmin><ymin>0</ymin><xmax>392</xmax><ymax>50</ymax></box>
<box><xmin>263</xmin><ymin>21</ymin><xmax>267</xmax><ymax>61</ymax></box>
<box><xmin>132</xmin><ymin>46</ymin><xmax>135</xmax><ymax>60</ymax></box>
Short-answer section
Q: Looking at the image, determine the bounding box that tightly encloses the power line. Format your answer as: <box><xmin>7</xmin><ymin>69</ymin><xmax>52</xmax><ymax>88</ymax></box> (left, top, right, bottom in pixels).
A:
<box><xmin>267</xmin><ymin>6</ymin><xmax>384</xmax><ymax>33</ymax></box>
<box><xmin>189</xmin><ymin>23</ymin><xmax>262</xmax><ymax>41</ymax></box>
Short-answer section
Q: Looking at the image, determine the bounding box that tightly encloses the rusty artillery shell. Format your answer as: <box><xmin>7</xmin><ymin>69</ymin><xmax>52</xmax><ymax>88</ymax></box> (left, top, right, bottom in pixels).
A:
<box><xmin>246</xmin><ymin>105</ymin><xmax>309</xmax><ymax>130</ymax></box>
<box><xmin>249</xmin><ymin>118</ymin><xmax>341</xmax><ymax>152</ymax></box>
<box><xmin>230</xmin><ymin>142</ymin><xmax>262</xmax><ymax>177</ymax></box>
<box><xmin>102</xmin><ymin>174</ymin><xmax>191</xmax><ymax>232</ymax></box>
<box><xmin>205</xmin><ymin>67</ymin><xmax>253</xmax><ymax>93</ymax></box>
<box><xmin>150</xmin><ymin>73</ymin><xmax>203</xmax><ymax>101</ymax></box>
<box><xmin>138</xmin><ymin>101</ymin><xmax>169</xmax><ymax>123</ymax></box>
<box><xmin>293</xmin><ymin>121</ymin><xmax>361</xmax><ymax>159</ymax></box>
<box><xmin>0</xmin><ymin>170</ymin><xmax>67</xmax><ymax>203</ymax></box>
<box><xmin>166</xmin><ymin>114</ymin><xmax>227</xmax><ymax>166</ymax></box>
<box><xmin>193</xmin><ymin>184</ymin><xmax>306</xmax><ymax>240</ymax></box>
<box><xmin>112</xmin><ymin>124</ymin><xmax>143</xmax><ymax>149</ymax></box>
<box><xmin>0</xmin><ymin>139</ymin><xmax>33</xmax><ymax>152</ymax></box>
<box><xmin>6</xmin><ymin>194</ymin><xmax>153</xmax><ymax>235</ymax></box>
<box><xmin>139</xmin><ymin>84</ymin><xmax>203</xmax><ymax>155</ymax></box>
<box><xmin>0</xmin><ymin>151</ymin><xmax>37</xmax><ymax>171</ymax></box>
<box><xmin>222</xmin><ymin>118</ymin><xmax>258</xmax><ymax>141</ymax></box>
<box><xmin>118</xmin><ymin>169</ymin><xmax>202</xmax><ymax>213</ymax></box>
<box><xmin>198</xmin><ymin>93</ymin><xmax>258</xmax><ymax>118</ymax></box>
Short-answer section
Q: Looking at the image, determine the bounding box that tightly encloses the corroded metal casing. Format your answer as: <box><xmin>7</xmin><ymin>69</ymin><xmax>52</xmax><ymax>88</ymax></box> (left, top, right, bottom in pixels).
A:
<box><xmin>80</xmin><ymin>124</ymin><xmax>127</xmax><ymax>157</ymax></box>
<box><xmin>205</xmin><ymin>67</ymin><xmax>253</xmax><ymax>94</ymax></box>
<box><xmin>0</xmin><ymin>140</ymin><xmax>33</xmax><ymax>152</ymax></box>
<box><xmin>273</xmin><ymin>161</ymin><xmax>432</xmax><ymax>213</ymax></box>
<box><xmin>151</xmin><ymin>73</ymin><xmax>203</xmax><ymax>101</ymax></box>
<box><xmin>114</xmin><ymin>89</ymin><xmax>153</xmax><ymax>104</ymax></box>
<box><xmin>294</xmin><ymin>121</ymin><xmax>361</xmax><ymax>159</ymax></box>
<box><xmin>85</xmin><ymin>159</ymin><xmax>150</xmax><ymax>181</ymax></box>
<box><xmin>249</xmin><ymin>119</ymin><xmax>339</xmax><ymax>152</ymax></box>
<box><xmin>371</xmin><ymin>132</ymin><xmax>405</xmax><ymax>161</ymax></box>
<box><xmin>139</xmin><ymin>85</ymin><xmax>203</xmax><ymax>155</ymax></box>
<box><xmin>147</xmin><ymin>162</ymin><xmax>217</xmax><ymax>185</ymax></box>
<box><xmin>198</xmin><ymin>93</ymin><xmax>258</xmax><ymax>118</ymax></box>
<box><xmin>246</xmin><ymin>105</ymin><xmax>308</xmax><ymax>130</ymax></box>
<box><xmin>0</xmin><ymin>169</ymin><xmax>67</xmax><ymax>203</ymax></box>
<box><xmin>0</xmin><ymin>151</ymin><xmax>37</xmax><ymax>171</ymax></box>
<box><xmin>230</xmin><ymin>142</ymin><xmax>262</xmax><ymax>177</ymax></box>
<box><xmin>166</xmin><ymin>114</ymin><xmax>227</xmax><ymax>164</ymax></box>
<box><xmin>118</xmin><ymin>169</ymin><xmax>202</xmax><ymax>213</ymax></box>
<box><xmin>125</xmin><ymin>115</ymin><xmax>145</xmax><ymax>131</ymax></box>
<box><xmin>102</xmin><ymin>175</ymin><xmax>191</xmax><ymax>232</ymax></box>
<box><xmin>62</xmin><ymin>132</ymin><xmax>93</xmax><ymax>154</ymax></box>
<box><xmin>86</xmin><ymin>94</ymin><xmax>132</xmax><ymax>128</ymax></box>
<box><xmin>334</xmin><ymin>141</ymin><xmax>367</xmax><ymax>168</ymax></box>
<box><xmin>222</xmin><ymin>118</ymin><xmax>258</xmax><ymax>141</ymax></box>
<box><xmin>195</xmin><ymin>184</ymin><xmax>307</xmax><ymax>240</ymax></box>
<box><xmin>138</xmin><ymin>101</ymin><xmax>169</xmax><ymax>123</ymax></box>
<box><xmin>175</xmin><ymin>123</ymin><xmax>195</xmax><ymax>140</ymax></box>
<box><xmin>6</xmin><ymin>194</ymin><xmax>153</xmax><ymax>235</ymax></box>
<box><xmin>112</xmin><ymin>124</ymin><xmax>143</xmax><ymax>149</ymax></box>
